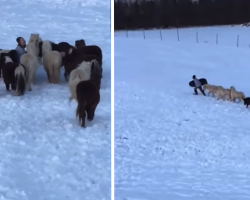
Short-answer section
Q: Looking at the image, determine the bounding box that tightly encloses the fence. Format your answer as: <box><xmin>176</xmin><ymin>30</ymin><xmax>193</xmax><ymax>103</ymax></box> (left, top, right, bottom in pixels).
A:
<box><xmin>120</xmin><ymin>27</ymin><xmax>250</xmax><ymax>48</ymax></box>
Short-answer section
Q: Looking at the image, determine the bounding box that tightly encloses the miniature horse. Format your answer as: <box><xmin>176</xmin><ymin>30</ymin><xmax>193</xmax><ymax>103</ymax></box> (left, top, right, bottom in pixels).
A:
<box><xmin>62</xmin><ymin>48</ymin><xmax>101</xmax><ymax>82</ymax></box>
<box><xmin>0</xmin><ymin>55</ymin><xmax>26</xmax><ymax>95</ymax></box>
<box><xmin>0</xmin><ymin>50</ymin><xmax>19</xmax><ymax>78</ymax></box>
<box><xmin>76</xmin><ymin>79</ymin><xmax>100</xmax><ymax>128</ymax></box>
<box><xmin>75</xmin><ymin>61</ymin><xmax>102</xmax><ymax>127</ymax></box>
<box><xmin>75</xmin><ymin>39</ymin><xmax>103</xmax><ymax>66</ymax></box>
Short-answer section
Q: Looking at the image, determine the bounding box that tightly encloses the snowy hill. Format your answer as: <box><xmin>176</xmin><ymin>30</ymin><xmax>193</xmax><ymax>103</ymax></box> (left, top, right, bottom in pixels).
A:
<box><xmin>0</xmin><ymin>0</ymin><xmax>111</xmax><ymax>199</ymax></box>
<box><xmin>115</xmin><ymin>26</ymin><xmax>250</xmax><ymax>200</ymax></box>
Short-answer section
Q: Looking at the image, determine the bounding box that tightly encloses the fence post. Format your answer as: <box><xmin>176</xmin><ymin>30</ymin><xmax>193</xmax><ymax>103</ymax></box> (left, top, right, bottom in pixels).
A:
<box><xmin>176</xmin><ymin>28</ymin><xmax>180</xmax><ymax>41</ymax></box>
<box><xmin>160</xmin><ymin>28</ymin><xmax>162</xmax><ymax>41</ymax></box>
<box><xmin>176</xmin><ymin>17</ymin><xmax>180</xmax><ymax>41</ymax></box>
<box><xmin>196</xmin><ymin>32</ymin><xmax>199</xmax><ymax>43</ymax></box>
<box><xmin>237</xmin><ymin>35</ymin><xmax>239</xmax><ymax>47</ymax></box>
<box><xmin>143</xmin><ymin>29</ymin><xmax>145</xmax><ymax>39</ymax></box>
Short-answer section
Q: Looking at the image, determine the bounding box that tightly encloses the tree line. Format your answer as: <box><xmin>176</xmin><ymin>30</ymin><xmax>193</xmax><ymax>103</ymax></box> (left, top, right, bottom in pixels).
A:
<box><xmin>114</xmin><ymin>0</ymin><xmax>250</xmax><ymax>30</ymax></box>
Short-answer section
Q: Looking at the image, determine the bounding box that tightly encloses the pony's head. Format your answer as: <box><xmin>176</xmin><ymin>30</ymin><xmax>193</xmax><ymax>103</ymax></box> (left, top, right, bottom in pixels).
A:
<box><xmin>230</xmin><ymin>86</ymin><xmax>236</xmax><ymax>91</ymax></box>
<box><xmin>28</xmin><ymin>33</ymin><xmax>40</xmax><ymax>47</ymax></box>
<box><xmin>75</xmin><ymin>39</ymin><xmax>86</xmax><ymax>49</ymax></box>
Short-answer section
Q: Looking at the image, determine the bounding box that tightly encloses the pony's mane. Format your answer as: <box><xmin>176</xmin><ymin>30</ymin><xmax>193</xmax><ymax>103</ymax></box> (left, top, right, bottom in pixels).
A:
<box><xmin>27</xmin><ymin>34</ymin><xmax>40</xmax><ymax>56</ymax></box>
<box><xmin>77</xmin><ymin>61</ymin><xmax>92</xmax><ymax>74</ymax></box>
<box><xmin>41</xmin><ymin>40</ymin><xmax>52</xmax><ymax>56</ymax></box>
<box><xmin>230</xmin><ymin>86</ymin><xmax>236</xmax><ymax>90</ymax></box>
<box><xmin>69</xmin><ymin>68</ymin><xmax>85</xmax><ymax>82</ymax></box>
<box><xmin>4</xmin><ymin>56</ymin><xmax>13</xmax><ymax>63</ymax></box>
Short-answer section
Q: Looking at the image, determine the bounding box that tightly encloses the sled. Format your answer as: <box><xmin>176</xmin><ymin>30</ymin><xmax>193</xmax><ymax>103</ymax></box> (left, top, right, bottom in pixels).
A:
<box><xmin>189</xmin><ymin>78</ymin><xmax>208</xmax><ymax>87</ymax></box>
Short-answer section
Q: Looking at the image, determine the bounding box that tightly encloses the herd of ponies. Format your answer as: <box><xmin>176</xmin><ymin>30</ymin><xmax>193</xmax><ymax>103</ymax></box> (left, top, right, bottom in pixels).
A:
<box><xmin>202</xmin><ymin>83</ymin><xmax>250</xmax><ymax>108</ymax></box>
<box><xmin>0</xmin><ymin>33</ymin><xmax>103</xmax><ymax>128</ymax></box>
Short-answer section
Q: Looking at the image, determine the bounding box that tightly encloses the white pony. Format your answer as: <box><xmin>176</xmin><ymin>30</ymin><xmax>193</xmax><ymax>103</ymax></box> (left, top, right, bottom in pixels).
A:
<box><xmin>68</xmin><ymin>61</ymin><xmax>92</xmax><ymax>103</ymax></box>
<box><xmin>20</xmin><ymin>33</ymin><xmax>40</xmax><ymax>91</ymax></box>
<box><xmin>40</xmin><ymin>40</ymin><xmax>62</xmax><ymax>84</ymax></box>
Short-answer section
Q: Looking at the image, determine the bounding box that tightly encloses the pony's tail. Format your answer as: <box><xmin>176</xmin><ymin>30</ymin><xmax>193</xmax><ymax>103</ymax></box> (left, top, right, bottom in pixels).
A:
<box><xmin>91</xmin><ymin>59</ymin><xmax>103</xmax><ymax>79</ymax></box>
<box><xmin>76</xmin><ymin>100</ymin><xmax>87</xmax><ymax>128</ymax></box>
<box><xmin>91</xmin><ymin>59</ymin><xmax>102</xmax><ymax>73</ymax></box>
<box><xmin>15</xmin><ymin>64</ymin><xmax>26</xmax><ymax>96</ymax></box>
<box><xmin>68</xmin><ymin>73</ymin><xmax>82</xmax><ymax>104</ymax></box>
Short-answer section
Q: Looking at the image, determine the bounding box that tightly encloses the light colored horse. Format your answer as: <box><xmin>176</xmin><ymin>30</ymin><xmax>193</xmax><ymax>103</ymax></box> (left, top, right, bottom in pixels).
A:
<box><xmin>68</xmin><ymin>61</ymin><xmax>92</xmax><ymax>103</ymax></box>
<box><xmin>43</xmin><ymin>51</ymin><xmax>62</xmax><ymax>84</ymax></box>
<box><xmin>230</xmin><ymin>86</ymin><xmax>245</xmax><ymax>103</ymax></box>
<box><xmin>40</xmin><ymin>40</ymin><xmax>63</xmax><ymax>84</ymax></box>
<box><xmin>20</xmin><ymin>33</ymin><xmax>40</xmax><ymax>91</ymax></box>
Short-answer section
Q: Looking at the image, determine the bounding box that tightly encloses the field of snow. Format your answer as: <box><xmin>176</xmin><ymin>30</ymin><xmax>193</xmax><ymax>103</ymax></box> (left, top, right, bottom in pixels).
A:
<box><xmin>115</xmin><ymin>26</ymin><xmax>250</xmax><ymax>200</ymax></box>
<box><xmin>0</xmin><ymin>0</ymin><xmax>111</xmax><ymax>200</ymax></box>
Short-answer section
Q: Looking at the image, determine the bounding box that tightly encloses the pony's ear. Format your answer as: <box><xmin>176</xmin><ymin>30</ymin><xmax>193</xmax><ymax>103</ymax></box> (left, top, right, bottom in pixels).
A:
<box><xmin>60</xmin><ymin>52</ymin><xmax>65</xmax><ymax>57</ymax></box>
<box><xmin>68</xmin><ymin>48</ymin><xmax>73</xmax><ymax>55</ymax></box>
<box><xmin>80</xmin><ymin>39</ymin><xmax>84</xmax><ymax>42</ymax></box>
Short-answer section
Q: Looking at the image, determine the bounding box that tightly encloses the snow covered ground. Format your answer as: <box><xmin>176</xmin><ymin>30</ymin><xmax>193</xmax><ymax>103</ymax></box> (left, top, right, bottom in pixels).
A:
<box><xmin>0</xmin><ymin>0</ymin><xmax>111</xmax><ymax>200</ymax></box>
<box><xmin>115</xmin><ymin>26</ymin><xmax>250</xmax><ymax>200</ymax></box>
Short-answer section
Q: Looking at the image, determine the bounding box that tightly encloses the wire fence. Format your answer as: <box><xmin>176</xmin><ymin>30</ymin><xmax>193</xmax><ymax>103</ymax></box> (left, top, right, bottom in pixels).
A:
<box><xmin>117</xmin><ymin>27</ymin><xmax>250</xmax><ymax>48</ymax></box>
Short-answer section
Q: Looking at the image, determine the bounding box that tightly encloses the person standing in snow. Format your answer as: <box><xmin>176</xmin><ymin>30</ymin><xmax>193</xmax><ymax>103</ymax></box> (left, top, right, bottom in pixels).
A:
<box><xmin>193</xmin><ymin>75</ymin><xmax>206</xmax><ymax>96</ymax></box>
<box><xmin>15</xmin><ymin>37</ymin><xmax>27</xmax><ymax>62</ymax></box>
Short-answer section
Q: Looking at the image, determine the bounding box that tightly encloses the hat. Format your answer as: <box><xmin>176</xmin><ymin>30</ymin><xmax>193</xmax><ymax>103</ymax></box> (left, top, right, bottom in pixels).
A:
<box><xmin>16</xmin><ymin>37</ymin><xmax>22</xmax><ymax>43</ymax></box>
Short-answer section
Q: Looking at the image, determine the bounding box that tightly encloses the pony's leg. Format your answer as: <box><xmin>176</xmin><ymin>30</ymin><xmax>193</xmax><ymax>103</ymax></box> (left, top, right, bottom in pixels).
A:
<box><xmin>76</xmin><ymin>101</ymin><xmax>86</xmax><ymax>128</ymax></box>
<box><xmin>48</xmin><ymin>66</ymin><xmax>54</xmax><ymax>84</ymax></box>
<box><xmin>32</xmin><ymin>73</ymin><xmax>36</xmax><ymax>85</ymax></box>
<box><xmin>11</xmin><ymin>83</ymin><xmax>16</xmax><ymax>91</ymax></box>
<box><xmin>26</xmin><ymin>82</ymin><xmax>32</xmax><ymax>91</ymax></box>
<box><xmin>48</xmin><ymin>75</ymin><xmax>52</xmax><ymax>84</ymax></box>
<box><xmin>26</xmin><ymin>75</ymin><xmax>32</xmax><ymax>91</ymax></box>
<box><xmin>77</xmin><ymin>106</ymin><xmax>86</xmax><ymax>128</ymax></box>
<box><xmin>86</xmin><ymin>103</ymin><xmax>98</xmax><ymax>121</ymax></box>
<box><xmin>64</xmin><ymin>72</ymin><xmax>68</xmax><ymax>82</ymax></box>
<box><xmin>55</xmin><ymin>68</ymin><xmax>60</xmax><ymax>84</ymax></box>
<box><xmin>5</xmin><ymin>82</ymin><xmax>10</xmax><ymax>91</ymax></box>
<box><xmin>47</xmin><ymin>72</ymin><xmax>51</xmax><ymax>83</ymax></box>
<box><xmin>81</xmin><ymin>111</ymin><xmax>86</xmax><ymax>127</ymax></box>
<box><xmin>44</xmin><ymin>68</ymin><xmax>50</xmax><ymax>83</ymax></box>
